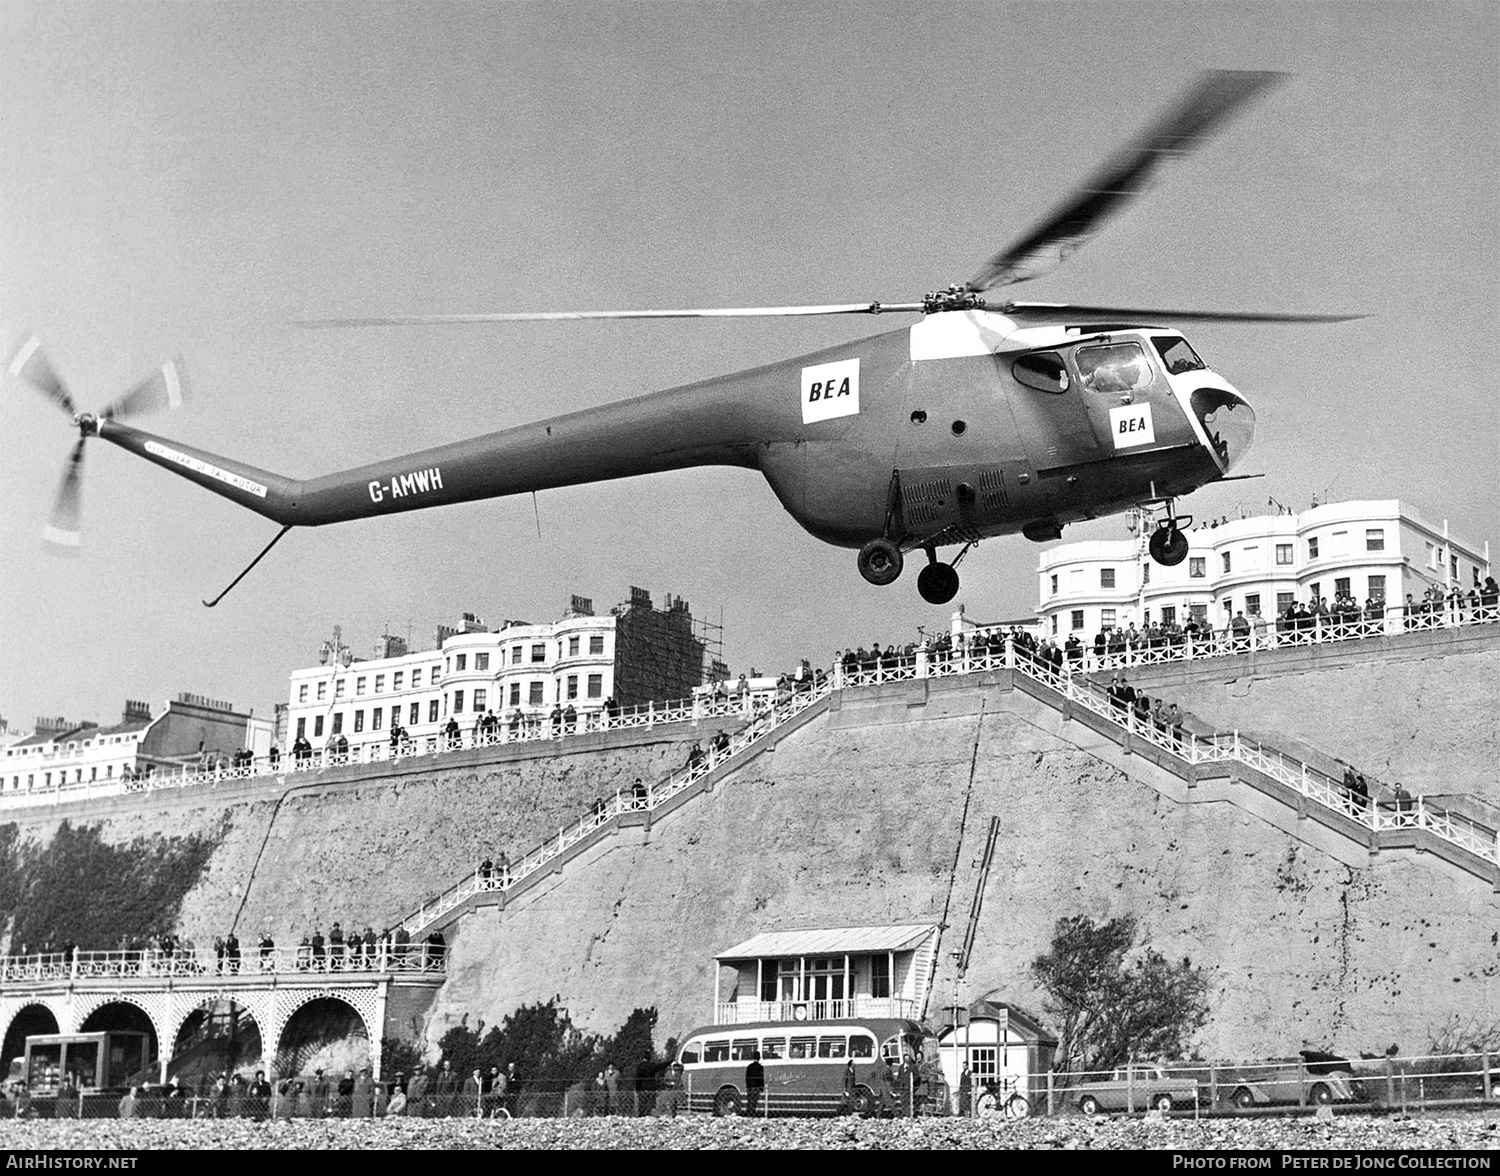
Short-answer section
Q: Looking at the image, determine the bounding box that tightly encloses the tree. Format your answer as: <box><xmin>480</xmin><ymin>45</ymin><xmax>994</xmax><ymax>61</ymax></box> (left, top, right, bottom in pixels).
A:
<box><xmin>1031</xmin><ymin>914</ymin><xmax>1210</xmax><ymax>1075</ymax></box>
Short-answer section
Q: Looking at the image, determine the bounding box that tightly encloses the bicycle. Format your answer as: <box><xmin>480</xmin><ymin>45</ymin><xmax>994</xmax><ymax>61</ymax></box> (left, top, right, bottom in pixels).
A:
<box><xmin>974</xmin><ymin>1075</ymin><xmax>1031</xmax><ymax>1119</ymax></box>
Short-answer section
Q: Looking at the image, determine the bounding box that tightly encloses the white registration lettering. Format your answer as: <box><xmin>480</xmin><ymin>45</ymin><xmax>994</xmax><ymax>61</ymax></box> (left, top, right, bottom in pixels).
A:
<box><xmin>368</xmin><ymin>481</ymin><xmax>384</xmax><ymax>503</ymax></box>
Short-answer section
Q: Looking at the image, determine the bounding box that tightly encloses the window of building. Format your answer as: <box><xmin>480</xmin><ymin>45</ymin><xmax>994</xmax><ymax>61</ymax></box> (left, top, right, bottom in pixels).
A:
<box><xmin>393</xmin><ymin>671</ymin><xmax>403</xmax><ymax>691</ymax></box>
<box><xmin>1189</xmin><ymin>604</ymin><xmax>1208</xmax><ymax>621</ymax></box>
<box><xmin>1050</xmin><ymin>615</ymin><xmax>1058</xmax><ymax>635</ymax></box>
<box><xmin>587</xmin><ymin>674</ymin><xmax>603</xmax><ymax>699</ymax></box>
<box><xmin>353</xmin><ymin>710</ymin><xmax>364</xmax><ymax>733</ymax></box>
<box><xmin>476</xmin><ymin>653</ymin><xmax>489</xmax><ymax>671</ymax></box>
<box><xmin>566</xmin><ymin>675</ymin><xmax>578</xmax><ymax>700</ymax></box>
<box><xmin>1221</xmin><ymin>551</ymin><xmax>1231</xmax><ymax>574</ymax></box>
<box><xmin>509</xmin><ymin>683</ymin><xmax>521</xmax><ymax>706</ymax></box>
<box><xmin>1331</xmin><ymin>530</ymin><xmax>1349</xmax><ymax>556</ymax></box>
<box><xmin>296</xmin><ymin>717</ymin><xmax>306</xmax><ymax>739</ymax></box>
<box><xmin>1451</xmin><ymin>553</ymin><xmax>1459</xmax><ymax>579</ymax></box>
<box><xmin>332</xmin><ymin>713</ymin><xmax>343</xmax><ymax>735</ymax></box>
<box><xmin>1334</xmin><ymin>577</ymin><xmax>1351</xmax><ymax>598</ymax></box>
<box><xmin>356</xmin><ymin>677</ymin><xmax>366</xmax><ymax>696</ymax></box>
<box><xmin>1310</xmin><ymin>581</ymin><xmax>1321</xmax><ymax>601</ymax></box>
<box><xmin>1276</xmin><ymin>591</ymin><xmax>1294</xmax><ymax>614</ymax></box>
<box><xmin>1366</xmin><ymin>529</ymin><xmax>1384</xmax><ymax>552</ymax></box>
<box><xmin>1189</xmin><ymin>557</ymin><xmax>1205</xmax><ymax>579</ymax></box>
<box><xmin>372</xmin><ymin>708</ymin><xmax>383</xmax><ymax>731</ymax></box>
<box><xmin>512</xmin><ymin>646</ymin><xmax>523</xmax><ymax>664</ymax></box>
<box><xmin>1070</xmin><ymin>609</ymin><xmax>1084</xmax><ymax>631</ymax></box>
<box><xmin>871</xmin><ymin>954</ymin><xmax>891</xmax><ymax>999</ymax></box>
<box><xmin>411</xmin><ymin>668</ymin><xmax>422</xmax><ymax>689</ymax></box>
<box><xmin>1368</xmin><ymin>574</ymin><xmax>1386</xmax><ymax>601</ymax></box>
<box><xmin>335</xmin><ymin>679</ymin><xmax>346</xmax><ymax>699</ymax></box>
<box><xmin>428</xmin><ymin>699</ymin><xmax>439</xmax><ymax>723</ymax></box>
<box><xmin>298</xmin><ymin>684</ymin><xmax>308</xmax><ymax>703</ymax></box>
<box><xmin>1222</xmin><ymin>598</ymin><xmax>1233</xmax><ymax>613</ymax></box>
<box><xmin>452</xmin><ymin>690</ymin><xmax>464</xmax><ymax>714</ymax></box>
<box><xmin>531</xmin><ymin>644</ymin><xmax>546</xmax><ymax>663</ymax></box>
<box><xmin>528</xmin><ymin>681</ymin><xmax>544</xmax><ymax>706</ymax></box>
<box><xmin>455</xmin><ymin>654</ymin><xmax>467</xmax><ymax>672</ymax></box>
<box><xmin>1101</xmin><ymin>608</ymin><xmax>1116</xmax><ymax>630</ymax></box>
<box><xmin>431</xmin><ymin>664</ymin><xmax>441</xmax><ymax>684</ymax></box>
<box><xmin>473</xmin><ymin>689</ymin><xmax>487</xmax><ymax>712</ymax></box>
<box><xmin>568</xmin><ymin>636</ymin><xmax>580</xmax><ymax>657</ymax></box>
<box><xmin>1142</xmin><ymin>563</ymin><xmax>1149</xmax><ymax>586</ymax></box>
<box><xmin>589</xmin><ymin>634</ymin><xmax>604</xmax><ymax>655</ymax></box>
<box><xmin>1275</xmin><ymin>543</ymin><xmax>1293</xmax><ymax>566</ymax></box>
<box><xmin>409</xmin><ymin>702</ymin><xmax>420</xmax><ymax>725</ymax></box>
<box><xmin>375</xmin><ymin>674</ymin><xmax>385</xmax><ymax>693</ymax></box>
<box><xmin>1101</xmin><ymin>568</ymin><xmax>1116</xmax><ymax>589</ymax></box>
<box><xmin>317</xmin><ymin>681</ymin><xmax>327</xmax><ymax>701</ymax></box>
<box><xmin>1308</xmin><ymin>536</ymin><xmax>1320</xmax><ymax>560</ymax></box>
<box><xmin>1050</xmin><ymin>574</ymin><xmax>1058</xmax><ymax>595</ymax></box>
<box><xmin>1242</xmin><ymin>593</ymin><xmax>1258</xmax><ymax>615</ymax></box>
<box><xmin>390</xmin><ymin>706</ymin><xmax>400</xmax><ymax>729</ymax></box>
<box><xmin>1161</xmin><ymin>605</ymin><xmax>1176</xmax><ymax>625</ymax></box>
<box><xmin>314</xmin><ymin>716</ymin><xmax>324</xmax><ymax>738</ymax></box>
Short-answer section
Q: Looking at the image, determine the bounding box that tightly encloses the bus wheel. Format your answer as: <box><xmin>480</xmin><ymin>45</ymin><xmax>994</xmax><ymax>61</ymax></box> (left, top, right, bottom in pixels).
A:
<box><xmin>851</xmin><ymin>1085</ymin><xmax>876</xmax><ymax>1117</ymax></box>
<box><xmin>712</xmin><ymin>1087</ymin><xmax>742</xmax><ymax>1117</ymax></box>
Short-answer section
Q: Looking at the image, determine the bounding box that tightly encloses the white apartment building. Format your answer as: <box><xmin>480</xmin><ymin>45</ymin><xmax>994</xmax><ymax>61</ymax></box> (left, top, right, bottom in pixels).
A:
<box><xmin>1036</xmin><ymin>499</ymin><xmax>1492</xmax><ymax>639</ymax></box>
<box><xmin>285</xmin><ymin>612</ymin><xmax>617</xmax><ymax>758</ymax></box>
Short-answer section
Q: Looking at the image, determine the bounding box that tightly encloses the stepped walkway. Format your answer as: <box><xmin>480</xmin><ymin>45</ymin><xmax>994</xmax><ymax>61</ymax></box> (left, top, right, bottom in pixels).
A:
<box><xmin>400</xmin><ymin>639</ymin><xmax>1499</xmax><ymax>938</ymax></box>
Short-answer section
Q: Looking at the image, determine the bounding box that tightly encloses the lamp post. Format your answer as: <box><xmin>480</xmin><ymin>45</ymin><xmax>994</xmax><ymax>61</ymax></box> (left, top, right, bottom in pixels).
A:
<box><xmin>318</xmin><ymin>626</ymin><xmax>354</xmax><ymax>760</ymax></box>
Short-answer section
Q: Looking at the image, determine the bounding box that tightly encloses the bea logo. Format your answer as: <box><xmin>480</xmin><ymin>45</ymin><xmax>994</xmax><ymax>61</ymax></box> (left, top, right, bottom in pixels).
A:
<box><xmin>801</xmin><ymin>358</ymin><xmax>860</xmax><ymax>424</ymax></box>
<box><xmin>1108</xmin><ymin>403</ymin><xmax>1155</xmax><ymax>449</ymax></box>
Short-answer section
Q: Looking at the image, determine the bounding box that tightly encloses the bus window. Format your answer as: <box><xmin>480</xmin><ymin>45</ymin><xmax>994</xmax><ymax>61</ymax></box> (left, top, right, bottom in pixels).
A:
<box><xmin>731</xmin><ymin>1039</ymin><xmax>758</xmax><ymax>1061</ymax></box>
<box><xmin>679</xmin><ymin>1041</ymin><xmax>702</xmax><ymax>1065</ymax></box>
<box><xmin>788</xmin><ymin>1036</ymin><xmax>816</xmax><ymax>1060</ymax></box>
<box><xmin>849</xmin><ymin>1034</ymin><xmax>875</xmax><ymax>1059</ymax></box>
<box><xmin>704</xmin><ymin>1039</ymin><xmax>731</xmax><ymax>1063</ymax></box>
<box><xmin>761</xmin><ymin>1037</ymin><xmax>786</xmax><ymax>1060</ymax></box>
<box><xmin>881</xmin><ymin>1035</ymin><xmax>904</xmax><ymax>1064</ymax></box>
<box><xmin>817</xmin><ymin>1036</ymin><xmax>847</xmax><ymax>1059</ymax></box>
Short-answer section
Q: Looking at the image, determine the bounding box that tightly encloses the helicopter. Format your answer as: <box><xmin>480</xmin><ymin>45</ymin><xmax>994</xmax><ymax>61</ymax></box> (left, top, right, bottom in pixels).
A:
<box><xmin>9</xmin><ymin>70</ymin><xmax>1358</xmax><ymax>607</ymax></box>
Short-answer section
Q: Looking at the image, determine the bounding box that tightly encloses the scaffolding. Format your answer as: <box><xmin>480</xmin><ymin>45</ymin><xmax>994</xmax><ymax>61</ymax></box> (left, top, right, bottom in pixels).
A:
<box><xmin>610</xmin><ymin>587</ymin><xmax>721</xmax><ymax>707</ymax></box>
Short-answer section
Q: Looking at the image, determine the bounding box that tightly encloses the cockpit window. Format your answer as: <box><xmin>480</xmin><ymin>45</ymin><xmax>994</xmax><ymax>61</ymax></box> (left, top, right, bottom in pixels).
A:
<box><xmin>1152</xmin><ymin>335</ymin><xmax>1206</xmax><ymax>375</ymax></box>
<box><xmin>1012</xmin><ymin>351</ymin><xmax>1070</xmax><ymax>394</ymax></box>
<box><xmin>1075</xmin><ymin>343</ymin><xmax>1151</xmax><ymax>394</ymax></box>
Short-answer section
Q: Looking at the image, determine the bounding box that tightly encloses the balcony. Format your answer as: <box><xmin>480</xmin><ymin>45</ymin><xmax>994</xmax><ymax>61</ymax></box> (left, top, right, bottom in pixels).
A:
<box><xmin>714</xmin><ymin>997</ymin><xmax>919</xmax><ymax>1025</ymax></box>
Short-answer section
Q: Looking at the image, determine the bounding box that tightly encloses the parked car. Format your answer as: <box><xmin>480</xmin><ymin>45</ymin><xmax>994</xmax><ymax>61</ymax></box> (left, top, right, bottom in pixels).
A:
<box><xmin>1223</xmin><ymin>1051</ymin><xmax>1360</xmax><ymax>1109</ymax></box>
<box><xmin>1073</xmin><ymin>1064</ymin><xmax>1202</xmax><ymax>1114</ymax></box>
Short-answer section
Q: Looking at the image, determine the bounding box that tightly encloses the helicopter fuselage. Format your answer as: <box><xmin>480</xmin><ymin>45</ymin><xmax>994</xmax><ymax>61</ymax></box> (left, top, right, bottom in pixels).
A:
<box><xmin>97</xmin><ymin>310</ymin><xmax>1251</xmax><ymax>562</ymax></box>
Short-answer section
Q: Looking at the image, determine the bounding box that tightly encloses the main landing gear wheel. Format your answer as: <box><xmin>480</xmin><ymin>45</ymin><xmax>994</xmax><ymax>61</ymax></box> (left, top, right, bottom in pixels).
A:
<box><xmin>1149</xmin><ymin>521</ymin><xmax>1190</xmax><ymax>566</ymax></box>
<box><xmin>857</xmin><ymin>537</ymin><xmax>904</xmax><ymax>586</ymax></box>
<box><xmin>917</xmin><ymin>561</ymin><xmax>960</xmax><ymax>604</ymax></box>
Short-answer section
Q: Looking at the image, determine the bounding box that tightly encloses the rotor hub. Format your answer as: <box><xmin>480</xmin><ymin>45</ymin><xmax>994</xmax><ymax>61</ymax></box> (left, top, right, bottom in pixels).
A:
<box><xmin>74</xmin><ymin>412</ymin><xmax>99</xmax><ymax>436</ymax></box>
<box><xmin>923</xmin><ymin>285</ymin><xmax>988</xmax><ymax>315</ymax></box>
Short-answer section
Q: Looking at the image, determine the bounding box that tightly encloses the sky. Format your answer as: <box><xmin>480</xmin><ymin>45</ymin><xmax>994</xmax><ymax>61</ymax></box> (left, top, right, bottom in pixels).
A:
<box><xmin>1</xmin><ymin>0</ymin><xmax>1496</xmax><ymax>728</ymax></box>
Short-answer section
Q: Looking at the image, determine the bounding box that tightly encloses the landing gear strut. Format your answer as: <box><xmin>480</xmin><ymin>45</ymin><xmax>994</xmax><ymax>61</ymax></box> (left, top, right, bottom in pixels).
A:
<box><xmin>1148</xmin><ymin>502</ymin><xmax>1192</xmax><ymax>567</ymax></box>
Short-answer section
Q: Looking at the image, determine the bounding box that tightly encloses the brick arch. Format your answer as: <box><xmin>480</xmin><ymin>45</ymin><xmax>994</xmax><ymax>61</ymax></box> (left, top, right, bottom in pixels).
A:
<box><xmin>0</xmin><ymin>997</ymin><xmax>66</xmax><ymax>1054</ymax></box>
<box><xmin>269</xmin><ymin>989</ymin><xmax>381</xmax><ymax>1080</ymax></box>
<box><xmin>166</xmin><ymin>994</ymin><xmax>269</xmax><ymax>1054</ymax></box>
<box><xmin>70</xmin><ymin>992</ymin><xmax>171</xmax><ymax>1045</ymax></box>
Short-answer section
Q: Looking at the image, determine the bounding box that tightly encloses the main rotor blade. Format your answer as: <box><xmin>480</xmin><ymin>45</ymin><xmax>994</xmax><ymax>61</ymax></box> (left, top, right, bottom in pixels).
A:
<box><xmin>295</xmin><ymin>303</ymin><xmax>924</xmax><ymax>328</ymax></box>
<box><xmin>967</xmin><ymin>70</ymin><xmax>1288</xmax><ymax>292</ymax></box>
<box><xmin>100</xmin><ymin>356</ymin><xmax>189</xmax><ymax>422</ymax></box>
<box><xmin>44</xmin><ymin>437</ymin><xmax>86</xmax><ymax>549</ymax></box>
<box><xmin>997</xmin><ymin>301</ymin><xmax>1366</xmax><ymax>325</ymax></box>
<box><xmin>8</xmin><ymin>333</ymin><xmax>77</xmax><ymax>418</ymax></box>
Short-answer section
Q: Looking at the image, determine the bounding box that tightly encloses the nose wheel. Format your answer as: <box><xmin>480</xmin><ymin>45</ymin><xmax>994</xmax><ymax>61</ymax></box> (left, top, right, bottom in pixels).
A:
<box><xmin>857</xmin><ymin>537</ymin><xmax>904</xmax><ymax>586</ymax></box>
<box><xmin>1148</xmin><ymin>518</ymin><xmax>1191</xmax><ymax>566</ymax></box>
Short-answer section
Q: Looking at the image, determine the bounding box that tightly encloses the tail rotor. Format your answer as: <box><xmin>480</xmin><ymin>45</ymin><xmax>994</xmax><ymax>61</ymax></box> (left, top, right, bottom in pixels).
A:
<box><xmin>7</xmin><ymin>333</ymin><xmax>189</xmax><ymax>548</ymax></box>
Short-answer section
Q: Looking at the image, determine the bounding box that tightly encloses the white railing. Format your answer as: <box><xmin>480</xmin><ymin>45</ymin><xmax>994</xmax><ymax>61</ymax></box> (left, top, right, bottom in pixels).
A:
<box><xmin>399</xmin><ymin>677</ymin><xmax>836</xmax><ymax>935</ymax></box>
<box><xmin>714</xmin><ymin>997</ymin><xmax>920</xmax><ymax>1025</ymax></box>
<box><xmin>0</xmin><ymin>943</ymin><xmax>446</xmax><ymax>986</ymax></box>
<box><xmin>1006</xmin><ymin>648</ymin><xmax>1499</xmax><ymax>872</ymax></box>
